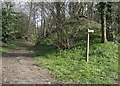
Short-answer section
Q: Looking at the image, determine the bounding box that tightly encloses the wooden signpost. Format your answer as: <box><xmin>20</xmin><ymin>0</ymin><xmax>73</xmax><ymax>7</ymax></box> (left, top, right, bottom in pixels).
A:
<box><xmin>87</xmin><ymin>29</ymin><xmax>94</xmax><ymax>62</ymax></box>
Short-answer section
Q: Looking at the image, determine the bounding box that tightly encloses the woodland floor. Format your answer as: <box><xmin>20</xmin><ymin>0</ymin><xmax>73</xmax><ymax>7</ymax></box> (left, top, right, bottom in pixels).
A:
<box><xmin>2</xmin><ymin>45</ymin><xmax>58</xmax><ymax>84</ymax></box>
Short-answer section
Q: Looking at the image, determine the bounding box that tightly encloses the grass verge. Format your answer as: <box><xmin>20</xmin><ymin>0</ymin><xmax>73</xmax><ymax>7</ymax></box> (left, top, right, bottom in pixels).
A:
<box><xmin>31</xmin><ymin>41</ymin><xmax>119</xmax><ymax>84</ymax></box>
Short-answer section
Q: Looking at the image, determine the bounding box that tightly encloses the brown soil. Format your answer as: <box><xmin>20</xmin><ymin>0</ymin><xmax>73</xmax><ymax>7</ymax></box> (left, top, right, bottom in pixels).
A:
<box><xmin>2</xmin><ymin>46</ymin><xmax>58</xmax><ymax>84</ymax></box>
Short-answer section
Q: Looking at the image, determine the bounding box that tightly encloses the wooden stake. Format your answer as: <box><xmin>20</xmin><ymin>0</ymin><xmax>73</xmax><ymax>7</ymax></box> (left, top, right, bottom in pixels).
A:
<box><xmin>87</xmin><ymin>29</ymin><xmax>90</xmax><ymax>62</ymax></box>
<box><xmin>86</xmin><ymin>29</ymin><xmax>94</xmax><ymax>62</ymax></box>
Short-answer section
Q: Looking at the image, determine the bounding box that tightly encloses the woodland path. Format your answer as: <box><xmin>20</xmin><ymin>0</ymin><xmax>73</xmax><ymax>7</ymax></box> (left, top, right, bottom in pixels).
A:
<box><xmin>2</xmin><ymin>45</ymin><xmax>57</xmax><ymax>84</ymax></box>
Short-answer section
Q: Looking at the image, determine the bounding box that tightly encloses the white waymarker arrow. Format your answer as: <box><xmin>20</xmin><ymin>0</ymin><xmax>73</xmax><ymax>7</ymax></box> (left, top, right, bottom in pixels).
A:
<box><xmin>87</xmin><ymin>29</ymin><xmax>94</xmax><ymax>62</ymax></box>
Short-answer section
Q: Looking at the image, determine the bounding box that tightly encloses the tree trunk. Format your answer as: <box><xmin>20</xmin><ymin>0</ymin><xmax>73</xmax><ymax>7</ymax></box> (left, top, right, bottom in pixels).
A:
<box><xmin>118</xmin><ymin>2</ymin><xmax>120</xmax><ymax>35</ymax></box>
<box><xmin>28</xmin><ymin>2</ymin><xmax>33</xmax><ymax>38</ymax></box>
<box><xmin>43</xmin><ymin>18</ymin><xmax>47</xmax><ymax>37</ymax></box>
<box><xmin>100</xmin><ymin>2</ymin><xmax>107</xmax><ymax>43</ymax></box>
<box><xmin>106</xmin><ymin>2</ymin><xmax>113</xmax><ymax>41</ymax></box>
<box><xmin>55</xmin><ymin>2</ymin><xmax>69</xmax><ymax>49</ymax></box>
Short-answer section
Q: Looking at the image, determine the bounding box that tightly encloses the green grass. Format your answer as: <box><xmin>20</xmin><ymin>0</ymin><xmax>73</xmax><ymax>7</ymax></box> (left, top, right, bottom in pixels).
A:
<box><xmin>31</xmin><ymin>37</ymin><xmax>119</xmax><ymax>84</ymax></box>
<box><xmin>0</xmin><ymin>41</ymin><xmax>28</xmax><ymax>54</ymax></box>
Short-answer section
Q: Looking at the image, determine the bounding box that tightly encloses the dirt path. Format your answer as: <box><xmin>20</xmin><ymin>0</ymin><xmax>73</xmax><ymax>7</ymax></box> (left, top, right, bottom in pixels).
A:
<box><xmin>2</xmin><ymin>46</ymin><xmax>57</xmax><ymax>84</ymax></box>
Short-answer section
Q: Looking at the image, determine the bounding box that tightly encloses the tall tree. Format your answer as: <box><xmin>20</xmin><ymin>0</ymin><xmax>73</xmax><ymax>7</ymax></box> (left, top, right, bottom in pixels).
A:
<box><xmin>118</xmin><ymin>2</ymin><xmax>120</xmax><ymax>35</ymax></box>
<box><xmin>27</xmin><ymin>2</ymin><xmax>33</xmax><ymax>40</ymax></box>
<box><xmin>106</xmin><ymin>2</ymin><xmax>113</xmax><ymax>41</ymax></box>
<box><xmin>55</xmin><ymin>2</ymin><xmax>71</xmax><ymax>49</ymax></box>
<box><xmin>98</xmin><ymin>2</ymin><xmax>107</xmax><ymax>43</ymax></box>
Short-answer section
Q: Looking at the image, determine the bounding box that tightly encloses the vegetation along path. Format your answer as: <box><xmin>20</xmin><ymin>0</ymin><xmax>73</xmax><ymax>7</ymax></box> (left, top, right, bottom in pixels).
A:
<box><xmin>2</xmin><ymin>45</ymin><xmax>57</xmax><ymax>84</ymax></box>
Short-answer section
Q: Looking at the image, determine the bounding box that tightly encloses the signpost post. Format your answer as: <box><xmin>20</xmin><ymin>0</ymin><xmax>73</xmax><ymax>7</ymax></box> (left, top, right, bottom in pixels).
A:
<box><xmin>87</xmin><ymin>29</ymin><xmax>94</xmax><ymax>62</ymax></box>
